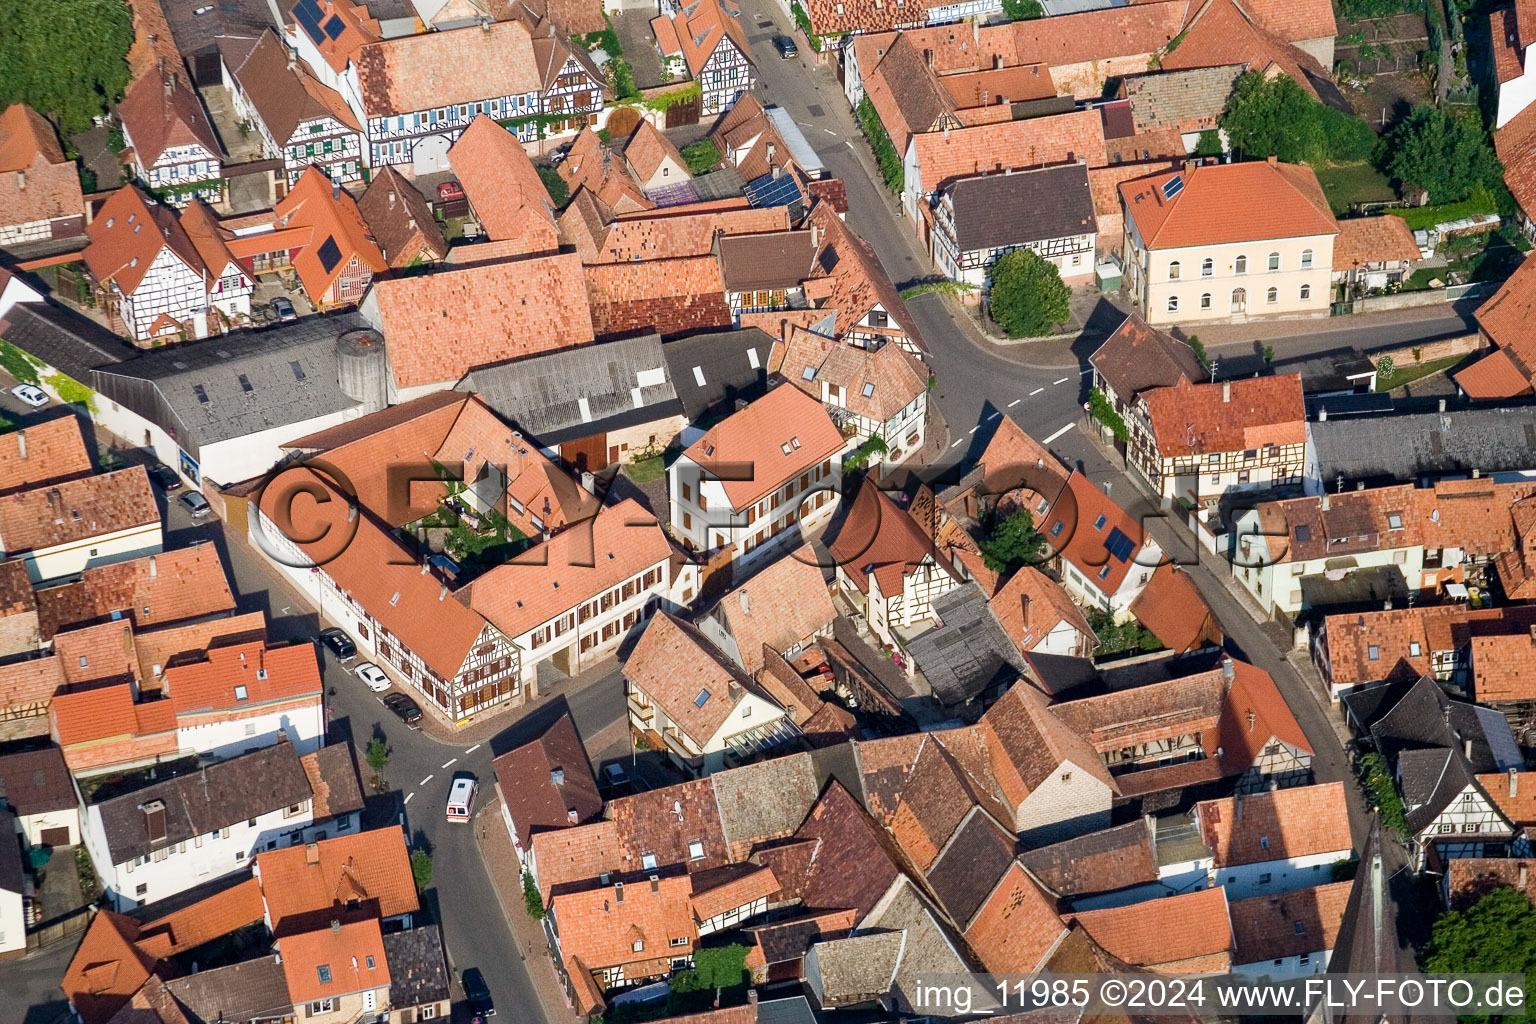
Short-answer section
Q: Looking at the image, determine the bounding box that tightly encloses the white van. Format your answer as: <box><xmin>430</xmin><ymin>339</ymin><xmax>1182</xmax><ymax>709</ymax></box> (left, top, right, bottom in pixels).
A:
<box><xmin>446</xmin><ymin>776</ymin><xmax>477</xmax><ymax>823</ymax></box>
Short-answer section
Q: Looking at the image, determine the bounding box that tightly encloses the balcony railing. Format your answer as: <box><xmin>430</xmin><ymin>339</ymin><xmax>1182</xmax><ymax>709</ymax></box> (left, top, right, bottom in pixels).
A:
<box><xmin>627</xmin><ymin>696</ymin><xmax>655</xmax><ymax>722</ymax></box>
<box><xmin>662</xmin><ymin>728</ymin><xmax>700</xmax><ymax>760</ymax></box>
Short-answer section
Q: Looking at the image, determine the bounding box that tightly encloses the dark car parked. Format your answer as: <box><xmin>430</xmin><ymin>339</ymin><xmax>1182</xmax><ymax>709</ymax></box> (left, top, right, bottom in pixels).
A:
<box><xmin>774</xmin><ymin>34</ymin><xmax>798</xmax><ymax>58</ymax></box>
<box><xmin>148</xmin><ymin>464</ymin><xmax>181</xmax><ymax>490</ymax></box>
<box><xmin>462</xmin><ymin>968</ymin><xmax>495</xmax><ymax>1017</ymax></box>
<box><xmin>319</xmin><ymin>627</ymin><xmax>356</xmax><ymax>662</ymax></box>
<box><xmin>383</xmin><ymin>692</ymin><xmax>423</xmax><ymax>728</ymax></box>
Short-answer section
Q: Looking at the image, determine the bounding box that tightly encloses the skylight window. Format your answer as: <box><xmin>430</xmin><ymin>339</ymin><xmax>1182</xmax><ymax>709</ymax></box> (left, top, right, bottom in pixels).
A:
<box><xmin>695</xmin><ymin>689</ymin><xmax>711</xmax><ymax>707</ymax></box>
<box><xmin>781</xmin><ymin>443</ymin><xmax>792</xmax><ymax>455</ymax></box>
<box><xmin>802</xmin><ymin>365</ymin><xmax>817</xmax><ymax>381</ymax></box>
<box><xmin>317</xmin><ymin>966</ymin><xmax>332</xmax><ymax>983</ymax></box>
<box><xmin>1093</xmin><ymin>514</ymin><xmax>1107</xmax><ymax>530</ymax></box>
<box><xmin>1049</xmin><ymin>521</ymin><xmax>1065</xmax><ymax>537</ymax></box>
<box><xmin>1387</xmin><ymin>512</ymin><xmax>1403</xmax><ymax>530</ymax></box>
<box><xmin>791</xmin><ymin>437</ymin><xmax>801</xmax><ymax>449</ymax></box>
<box><xmin>234</xmin><ymin>685</ymin><xmax>248</xmax><ymax>701</ymax></box>
<box><xmin>861</xmin><ymin>382</ymin><xmax>875</xmax><ymax>397</ymax></box>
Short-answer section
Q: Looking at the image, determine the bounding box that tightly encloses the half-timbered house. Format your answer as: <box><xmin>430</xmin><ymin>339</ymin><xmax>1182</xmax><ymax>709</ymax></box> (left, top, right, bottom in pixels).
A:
<box><xmin>932</xmin><ymin>163</ymin><xmax>1097</xmax><ymax>288</ymax></box>
<box><xmin>220</xmin><ymin>31</ymin><xmax>365</xmax><ymax>188</ymax></box>
<box><xmin>655</xmin><ymin>0</ymin><xmax>753</xmax><ymax>115</ymax></box>
<box><xmin>273</xmin><ymin>167</ymin><xmax>386</xmax><ymax>309</ymax></box>
<box><xmin>1126</xmin><ymin>373</ymin><xmax>1308</xmax><ymax>507</ymax></box>
<box><xmin>0</xmin><ymin>104</ymin><xmax>86</xmax><ymax>247</ymax></box>
<box><xmin>117</xmin><ymin>69</ymin><xmax>225</xmax><ymax>206</ymax></box>
<box><xmin>530</xmin><ymin>18</ymin><xmax>608</xmax><ymax>135</ymax></box>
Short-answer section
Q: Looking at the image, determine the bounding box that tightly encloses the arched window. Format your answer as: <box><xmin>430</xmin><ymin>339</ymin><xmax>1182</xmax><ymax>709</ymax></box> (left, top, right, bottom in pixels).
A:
<box><xmin>1231</xmin><ymin>288</ymin><xmax>1247</xmax><ymax>313</ymax></box>
<box><xmin>1168</xmin><ymin>261</ymin><xmax>1181</xmax><ymax>281</ymax></box>
<box><xmin>1268</xmin><ymin>252</ymin><xmax>1281</xmax><ymax>272</ymax></box>
<box><xmin>1200</xmin><ymin>293</ymin><xmax>1212</xmax><ymax>309</ymax></box>
<box><xmin>1167</xmin><ymin>295</ymin><xmax>1180</xmax><ymax>312</ymax></box>
<box><xmin>1300</xmin><ymin>283</ymin><xmax>1312</xmax><ymax>300</ymax></box>
<box><xmin>1201</xmin><ymin>258</ymin><xmax>1213</xmax><ymax>277</ymax></box>
<box><xmin>1235</xmin><ymin>255</ymin><xmax>1248</xmax><ymax>275</ymax></box>
<box><xmin>1300</xmin><ymin>249</ymin><xmax>1314</xmax><ymax>269</ymax></box>
<box><xmin>1266</xmin><ymin>287</ymin><xmax>1278</xmax><ymax>304</ymax></box>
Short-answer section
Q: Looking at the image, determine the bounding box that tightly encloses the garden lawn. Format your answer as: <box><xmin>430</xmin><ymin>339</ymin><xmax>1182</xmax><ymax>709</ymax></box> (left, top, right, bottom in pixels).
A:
<box><xmin>1375</xmin><ymin>354</ymin><xmax>1465</xmax><ymax>391</ymax></box>
<box><xmin>1314</xmin><ymin>162</ymin><xmax>1396</xmax><ymax>214</ymax></box>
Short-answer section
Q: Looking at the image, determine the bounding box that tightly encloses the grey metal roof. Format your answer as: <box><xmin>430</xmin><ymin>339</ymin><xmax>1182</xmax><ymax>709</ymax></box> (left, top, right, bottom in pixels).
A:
<box><xmin>458</xmin><ymin>334</ymin><xmax>682</xmax><ymax>446</ymax></box>
<box><xmin>90</xmin><ymin>314</ymin><xmax>361</xmax><ymax>456</ymax></box>
<box><xmin>660</xmin><ymin>327</ymin><xmax>773</xmax><ymax>421</ymax></box>
<box><xmin>756</xmin><ymin>996</ymin><xmax>817</xmax><ymax>1024</ymax></box>
<box><xmin>165</xmin><ymin>955</ymin><xmax>294</xmax><ymax>1024</ymax></box>
<box><xmin>382</xmin><ymin>925</ymin><xmax>451</xmax><ymax>1009</ymax></box>
<box><xmin>905</xmin><ymin>582</ymin><xmax>1026</xmax><ymax>707</ymax></box>
<box><xmin>1310</xmin><ymin>404</ymin><xmax>1536</xmax><ymax>487</ymax></box>
<box><xmin>0</xmin><ymin>302</ymin><xmax>131</xmax><ymax>381</ymax></box>
<box><xmin>93</xmin><ymin>742</ymin><xmax>312</xmax><ymax>865</ymax></box>
<box><xmin>944</xmin><ymin>163</ymin><xmax>1095</xmax><ymax>254</ymax></box>
<box><xmin>765</xmin><ymin>108</ymin><xmax>824</xmax><ymax>177</ymax></box>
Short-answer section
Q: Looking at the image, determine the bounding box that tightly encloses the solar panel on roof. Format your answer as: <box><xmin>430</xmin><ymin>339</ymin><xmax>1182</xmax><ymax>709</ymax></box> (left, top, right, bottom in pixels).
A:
<box><xmin>317</xmin><ymin>236</ymin><xmax>342</xmax><ymax>273</ymax></box>
<box><xmin>323</xmin><ymin>13</ymin><xmax>345</xmax><ymax>38</ymax></box>
<box><xmin>1161</xmin><ymin>174</ymin><xmax>1184</xmax><ymax>201</ymax></box>
<box><xmin>1105</xmin><ymin>526</ymin><xmax>1135</xmax><ymax>562</ymax></box>
<box><xmin>744</xmin><ymin>171</ymin><xmax>800</xmax><ymax>209</ymax></box>
<box><xmin>293</xmin><ymin>0</ymin><xmax>325</xmax><ymax>43</ymax></box>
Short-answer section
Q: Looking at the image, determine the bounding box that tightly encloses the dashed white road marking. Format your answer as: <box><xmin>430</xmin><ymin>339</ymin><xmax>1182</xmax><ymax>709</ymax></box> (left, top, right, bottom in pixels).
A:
<box><xmin>1042</xmin><ymin>423</ymin><xmax>1075</xmax><ymax>444</ymax></box>
<box><xmin>403</xmin><ymin>793</ymin><xmax>415</xmax><ymax>806</ymax></box>
<box><xmin>442</xmin><ymin>758</ymin><xmax>457</xmax><ymax>769</ymax></box>
<box><xmin>950</xmin><ymin>439</ymin><xmax>963</xmax><ymax>448</ymax></box>
<box><xmin>987</xmin><ymin>411</ymin><xmax>1001</xmax><ymax>421</ymax></box>
<box><xmin>1029</xmin><ymin>387</ymin><xmax>1044</xmax><ymax>396</ymax></box>
<box><xmin>968</xmin><ymin>425</ymin><xmax>979</xmax><ymax>434</ymax></box>
<box><xmin>823</xmin><ymin>128</ymin><xmax>836</xmax><ymax>135</ymax></box>
<box><xmin>464</xmin><ymin>744</ymin><xmax>481</xmax><ymax>754</ymax></box>
<box><xmin>419</xmin><ymin>774</ymin><xmax>434</xmax><ymax>786</ymax></box>
<box><xmin>1080</xmin><ymin>368</ymin><xmax>1094</xmax><ymax>375</ymax></box>
<box><xmin>1008</xmin><ymin>399</ymin><xmax>1021</xmax><ymax>407</ymax></box>
<box><xmin>1053</xmin><ymin>376</ymin><xmax>1070</xmax><ymax>385</ymax></box>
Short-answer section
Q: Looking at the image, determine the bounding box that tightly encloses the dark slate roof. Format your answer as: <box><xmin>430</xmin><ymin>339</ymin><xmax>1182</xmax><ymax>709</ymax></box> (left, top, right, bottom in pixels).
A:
<box><xmin>0</xmin><ymin>746</ymin><xmax>76</xmax><ymax>816</ymax></box>
<box><xmin>0</xmin><ymin>808</ymin><xmax>23</xmax><ymax>894</ymax></box>
<box><xmin>490</xmin><ymin>713</ymin><xmax>603</xmax><ymax>844</ymax></box>
<box><xmin>756</xmin><ymin>996</ymin><xmax>818</xmax><ymax>1024</ymax></box>
<box><xmin>1311</xmin><ymin>405</ymin><xmax>1536</xmax><ymax>487</ymax></box>
<box><xmin>1364</xmin><ymin>675</ymin><xmax>1521</xmax><ymax>773</ymax></box>
<box><xmin>93</xmin><ymin>742</ymin><xmax>312</xmax><ymax>865</ymax></box>
<box><xmin>1019</xmin><ymin>651</ymin><xmax>1109</xmax><ymax>701</ymax></box>
<box><xmin>382</xmin><ymin>925</ymin><xmax>451</xmax><ymax>1009</ymax></box>
<box><xmin>1397</xmin><ymin>746</ymin><xmax>1478</xmax><ymax>833</ymax></box>
<box><xmin>905</xmin><ymin>582</ymin><xmax>1027</xmax><ymax>707</ymax></box>
<box><xmin>161</xmin><ymin>0</ymin><xmax>275</xmax><ymax>56</ymax></box>
<box><xmin>90</xmin><ymin>314</ymin><xmax>361</xmax><ymax>458</ymax></box>
<box><xmin>0</xmin><ymin>302</ymin><xmax>132</xmax><ymax>381</ymax></box>
<box><xmin>942</xmin><ymin>163</ymin><xmax>1095</xmax><ymax>253</ymax></box>
<box><xmin>660</xmin><ymin>327</ymin><xmax>773</xmax><ymax>421</ymax></box>
<box><xmin>1017</xmin><ymin>820</ymin><xmax>1159</xmax><ymax>898</ymax></box>
<box><xmin>1325</xmin><ymin>824</ymin><xmax>1413</xmax><ymax>1024</ymax></box>
<box><xmin>164</xmin><ymin>955</ymin><xmax>294</xmax><ymax>1024</ymax></box>
<box><xmin>923</xmin><ymin>806</ymin><xmax>1017</xmax><ymax>928</ymax></box>
<box><xmin>459</xmin><ymin>333</ymin><xmax>682</xmax><ymax>447</ymax></box>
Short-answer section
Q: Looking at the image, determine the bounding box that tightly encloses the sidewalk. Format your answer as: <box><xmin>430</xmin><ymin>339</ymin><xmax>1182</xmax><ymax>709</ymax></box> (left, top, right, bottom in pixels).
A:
<box><xmin>473</xmin><ymin>797</ymin><xmax>583</xmax><ymax>1024</ymax></box>
<box><xmin>1191</xmin><ymin>303</ymin><xmax>1472</xmax><ymax>346</ymax></box>
<box><xmin>412</xmin><ymin>655</ymin><xmax>625</xmax><ymax>746</ymax></box>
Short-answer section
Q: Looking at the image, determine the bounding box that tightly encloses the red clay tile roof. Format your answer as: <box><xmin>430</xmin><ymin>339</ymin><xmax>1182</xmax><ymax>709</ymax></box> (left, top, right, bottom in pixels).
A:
<box><xmin>830</xmin><ymin>477</ymin><xmax>958</xmax><ymax>599</ymax></box>
<box><xmin>1197</xmin><ymin>781</ymin><xmax>1352</xmax><ymax>867</ymax></box>
<box><xmin>0</xmin><ymin>465</ymin><xmax>156</xmax><ymax>557</ymax></box>
<box><xmin>449</xmin><ymin>116</ymin><xmax>559</xmax><ymax>254</ymax></box>
<box><xmin>1446</xmin><ymin>857</ymin><xmax>1536</xmax><ymax>910</ymax></box>
<box><xmin>1229</xmin><ymin>880</ymin><xmax>1351</xmax><ymax>964</ymax></box>
<box><xmin>690</xmin><ymin>864</ymin><xmax>779</xmax><ymax>921</ymax></box>
<box><xmin>805</xmin><ymin>0</ymin><xmax>924</xmax><ymax>36</ymax></box>
<box><xmin>942</xmin><ymin>63</ymin><xmax>1058</xmax><ymax>108</ymax></box>
<box><xmin>36</xmin><ymin>545</ymin><xmax>235</xmax><ymax>640</ymax></box>
<box><xmin>531</xmin><ymin>819</ymin><xmax>622</xmax><ymax>901</ymax></box>
<box><xmin>1217</xmin><ymin>657</ymin><xmax>1312</xmax><ymax>771</ymax></box>
<box><xmin>667</xmin><ymin>0</ymin><xmax>751</xmax><ymax>77</ymax></box>
<box><xmin>1017</xmin><ymin>820</ymin><xmax>1159</xmax><ymax>898</ymax></box>
<box><xmin>1141</xmin><ymin>373</ymin><xmax>1305</xmax><ymax>455</ymax></box>
<box><xmin>912</xmin><ymin>110</ymin><xmax>1107</xmax><ymax>195</ymax></box>
<box><xmin>1161</xmin><ymin>0</ymin><xmax>1331</xmax><ymax>97</ymax></box>
<box><xmin>791</xmin><ymin>781</ymin><xmax>906</xmax><ymax>918</ymax></box>
<box><xmin>1454</xmin><ymin>349</ymin><xmax>1534</xmax><ymax>400</ymax></box>
<box><xmin>1470</xmin><ymin>630</ymin><xmax>1536</xmax><ymax>702</ymax></box>
<box><xmin>254</xmin><ymin>827</ymin><xmax>420</xmax><ymax>931</ymax></box>
<box><xmin>85</xmin><ymin>187</ymin><xmax>197</xmax><ymax>297</ymax></box>
<box><xmin>274</xmin><ymin>167</ymin><xmax>385</xmax><ymax>302</ymax></box>
<box><xmin>582</xmin><ymin>256</ymin><xmax>731</xmax><ymax>338</ymax></box>
<box><xmin>138</xmin><ymin>612</ymin><xmax>266</xmax><ymax>690</ymax></box>
<box><xmin>624</xmin><ymin>120</ymin><xmax>688</xmax><ymax>185</ymax></box>
<box><xmin>550</xmin><ymin>874</ymin><xmax>697</xmax><ymax>971</ymax></box>
<box><xmin>493</xmin><ymin>713</ymin><xmax>604</xmax><ymax>843</ymax></box>
<box><xmin>0</xmin><ymin>104</ymin><xmax>83</xmax><ymax>229</ymax></box>
<box><xmin>712</xmin><ymin>546</ymin><xmax>835</xmax><ymax>675</ymax></box>
<box><xmin>1477</xmin><ymin>771</ymin><xmax>1536</xmax><ymax>826</ymax></box>
<box><xmin>988</xmin><ymin>566</ymin><xmax>1094</xmax><ymax>656</ymax></box>
<box><xmin>573</xmin><ymin>203</ymin><xmax>787</xmax><ymax>263</ymax></box>
<box><xmin>1039</xmin><ymin>469</ymin><xmax>1154</xmax><ymax>597</ymax></box>
<box><xmin>623</xmin><ymin>612</ymin><xmax>770</xmax><ymax>744</ymax></box>
<box><xmin>51</xmin><ymin>682</ymin><xmax>177</xmax><ymax>748</ymax></box>
<box><xmin>1334</xmin><ymin>215</ymin><xmax>1421</xmax><ymax>270</ymax></box>
<box><xmin>1474</xmin><ymin>251</ymin><xmax>1536</xmax><ymax>374</ymax></box>
<box><xmin>164</xmin><ymin>638</ymin><xmax>322</xmax><ymax>716</ymax></box>
<box><xmin>0</xmin><ymin>414</ymin><xmax>93</xmax><ymax>496</ymax></box>
<box><xmin>0</xmin><ymin>655</ymin><xmax>64</xmax><ymax>715</ymax></box>
<box><xmin>1068</xmin><ymin>886</ymin><xmax>1232</xmax><ymax>968</ymax></box>
<box><xmin>63</xmin><ymin>910</ymin><xmax>159</xmax><ymax>1024</ymax></box>
<box><xmin>1016</xmin><ymin>0</ymin><xmax>1189</xmax><ymax>64</ymax></box>
<box><xmin>1497</xmin><ymin>103</ymin><xmax>1536</xmax><ymax>225</ymax></box>
<box><xmin>357</xmin><ymin>167</ymin><xmax>448</xmax><ymax>268</ymax></box>
<box><xmin>1237</xmin><ymin>0</ymin><xmax>1336</xmax><ymax>40</ymax></box>
<box><xmin>116</xmin><ymin>69</ymin><xmax>220</xmax><ymax>170</ymax></box>
<box><xmin>1122</xmin><ymin>159</ymin><xmax>1338</xmax><ymax>248</ymax></box>
<box><xmin>684</xmin><ymin>383</ymin><xmax>844</xmax><ymax>510</ymax></box>
<box><xmin>135</xmin><ymin>877</ymin><xmax>266</xmax><ymax>958</ymax></box>
<box><xmin>458</xmin><ymin>498</ymin><xmax>670</xmax><ymax>639</ymax></box>
<box><xmin>1090</xmin><ymin>311</ymin><xmax>1205</xmax><ymax>404</ymax></box>
<box><xmin>981</xmin><ymin>680</ymin><xmax>1116</xmax><ymax>801</ymax></box>
<box><xmin>354</xmin><ymin>20</ymin><xmax>541</xmax><ymax>117</ymax></box>
<box><xmin>963</xmin><ymin>860</ymin><xmax>1069</xmax><ymax>974</ymax></box>
<box><xmin>280</xmin><ymin>917</ymin><xmax>390</xmax><ymax>1002</ymax></box>
<box><xmin>366</xmin><ymin>251</ymin><xmax>594</xmax><ymax>389</ymax></box>
<box><xmin>807</xmin><ymin>202</ymin><xmax>924</xmax><ymax>346</ymax></box>
<box><xmin>300</xmin><ymin>744</ymin><xmax>364</xmax><ymax>821</ymax></box>
<box><xmin>1053</xmin><ymin>668</ymin><xmax>1224</xmax><ymax>753</ymax></box>
<box><xmin>1129</xmin><ymin>563</ymin><xmax>1221</xmax><ymax>653</ymax></box>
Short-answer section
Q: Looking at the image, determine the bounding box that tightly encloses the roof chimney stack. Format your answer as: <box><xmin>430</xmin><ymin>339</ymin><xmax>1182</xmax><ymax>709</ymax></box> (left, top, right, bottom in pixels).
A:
<box><xmin>1465</xmin><ymin>738</ymin><xmax>1474</xmax><ymax>759</ymax></box>
<box><xmin>1222</xmin><ymin>381</ymin><xmax>1231</xmax><ymax>403</ymax></box>
<box><xmin>1222</xmin><ymin>655</ymin><xmax>1235</xmax><ymax>683</ymax></box>
<box><xmin>15</xmin><ymin>431</ymin><xmax>24</xmax><ymax>460</ymax></box>
<box><xmin>306</xmin><ymin>842</ymin><xmax>320</xmax><ymax>864</ymax></box>
<box><xmin>551</xmin><ymin>768</ymin><xmax>565</xmax><ymax>786</ymax></box>
<box><xmin>1511</xmin><ymin>768</ymin><xmax>1519</xmax><ymax>799</ymax></box>
<box><xmin>1235</xmin><ymin>795</ymin><xmax>1244</xmax><ymax>820</ymax></box>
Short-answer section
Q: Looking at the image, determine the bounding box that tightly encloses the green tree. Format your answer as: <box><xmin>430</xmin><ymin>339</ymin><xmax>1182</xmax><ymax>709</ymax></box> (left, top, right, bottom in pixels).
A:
<box><xmin>1219</xmin><ymin>71</ymin><xmax>1374</xmax><ymax>165</ymax></box>
<box><xmin>1423</xmin><ymin>885</ymin><xmax>1536</xmax><ymax>1022</ymax></box>
<box><xmin>1001</xmin><ymin>0</ymin><xmax>1043</xmax><ymax>18</ymax></box>
<box><xmin>988</xmin><ymin>249</ymin><xmax>1070</xmax><ymax>338</ymax></box>
<box><xmin>1193</xmin><ymin>129</ymin><xmax>1224</xmax><ymax>157</ymax></box>
<box><xmin>1088</xmin><ymin>388</ymin><xmax>1128</xmax><ymax>441</ymax></box>
<box><xmin>857</xmin><ymin>96</ymin><xmax>903</xmax><ymax>193</ymax></box>
<box><xmin>680</xmin><ymin>139</ymin><xmax>722</xmax><ymax>175</ymax></box>
<box><xmin>1384</xmin><ymin>105</ymin><xmax>1504</xmax><ymax>205</ymax></box>
<box><xmin>537</xmin><ymin>166</ymin><xmax>569</xmax><ymax>210</ymax></box>
<box><xmin>1357</xmin><ymin>751</ymin><xmax>1408</xmax><ymax>839</ymax></box>
<box><xmin>365</xmin><ymin>737</ymin><xmax>391</xmax><ymax>775</ymax></box>
<box><xmin>1376</xmin><ymin>354</ymin><xmax>1395</xmax><ymax>380</ymax></box>
<box><xmin>522</xmin><ymin>871</ymin><xmax>545</xmax><ymax>919</ymax></box>
<box><xmin>0</xmin><ymin>0</ymin><xmax>133</xmax><ymax>132</ymax></box>
<box><xmin>1187</xmin><ymin>335</ymin><xmax>1208</xmax><ymax>368</ymax></box>
<box><xmin>410</xmin><ymin>849</ymin><xmax>433</xmax><ymax>890</ymax></box>
<box><xmin>979</xmin><ymin>509</ymin><xmax>1045</xmax><ymax>573</ymax></box>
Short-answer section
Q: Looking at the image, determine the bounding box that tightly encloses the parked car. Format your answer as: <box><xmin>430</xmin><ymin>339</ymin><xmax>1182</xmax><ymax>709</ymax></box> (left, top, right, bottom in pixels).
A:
<box><xmin>269</xmin><ymin>297</ymin><xmax>297</xmax><ymax>322</ymax></box>
<box><xmin>10</xmin><ymin>384</ymin><xmax>47</xmax><ymax>408</ymax></box>
<box><xmin>462</xmin><ymin>969</ymin><xmax>495</xmax><ymax>1017</ymax></box>
<box><xmin>178</xmin><ymin>490</ymin><xmax>210</xmax><ymax>517</ymax></box>
<box><xmin>383</xmin><ymin>692</ymin><xmax>422</xmax><ymax>728</ymax></box>
<box><xmin>319</xmin><ymin>628</ymin><xmax>356</xmax><ymax>662</ymax></box>
<box><xmin>446</xmin><ymin>774</ymin><xmax>477</xmax><ymax>823</ymax></box>
<box><xmin>148</xmin><ymin>464</ymin><xmax>181</xmax><ymax>490</ymax></box>
<box><xmin>356</xmin><ymin>662</ymin><xmax>391</xmax><ymax>692</ymax></box>
<box><xmin>601</xmin><ymin>762</ymin><xmax>631</xmax><ymax>793</ymax></box>
<box><xmin>774</xmin><ymin>35</ymin><xmax>798</xmax><ymax>58</ymax></box>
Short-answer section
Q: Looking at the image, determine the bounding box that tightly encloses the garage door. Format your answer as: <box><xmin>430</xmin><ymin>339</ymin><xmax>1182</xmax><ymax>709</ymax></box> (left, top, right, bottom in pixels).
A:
<box><xmin>40</xmin><ymin>826</ymin><xmax>70</xmax><ymax>847</ymax></box>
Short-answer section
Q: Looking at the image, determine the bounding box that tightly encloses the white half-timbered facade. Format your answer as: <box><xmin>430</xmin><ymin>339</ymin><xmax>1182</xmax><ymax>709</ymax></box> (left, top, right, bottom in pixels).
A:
<box><xmin>931</xmin><ymin>165</ymin><xmax>1097</xmax><ymax>289</ymax></box>
<box><xmin>539</xmin><ymin>54</ymin><xmax>605</xmax><ymax>135</ymax></box>
<box><xmin>365</xmin><ymin>92</ymin><xmax>543</xmax><ymax>170</ymax></box>
<box><xmin>1235</xmin><ymin>737</ymin><xmax>1313</xmax><ymax>794</ymax></box>
<box><xmin>284</xmin><ymin>117</ymin><xmax>364</xmax><ymax>187</ymax></box>
<box><xmin>134</xmin><ymin>142</ymin><xmax>224</xmax><ymax>204</ymax></box>
<box><xmin>122</xmin><ymin>246</ymin><xmax>207</xmax><ymax>343</ymax></box>
<box><xmin>697</xmin><ymin>44</ymin><xmax>752</xmax><ymax>116</ymax></box>
<box><xmin>1416</xmin><ymin>783</ymin><xmax>1515</xmax><ymax>864</ymax></box>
